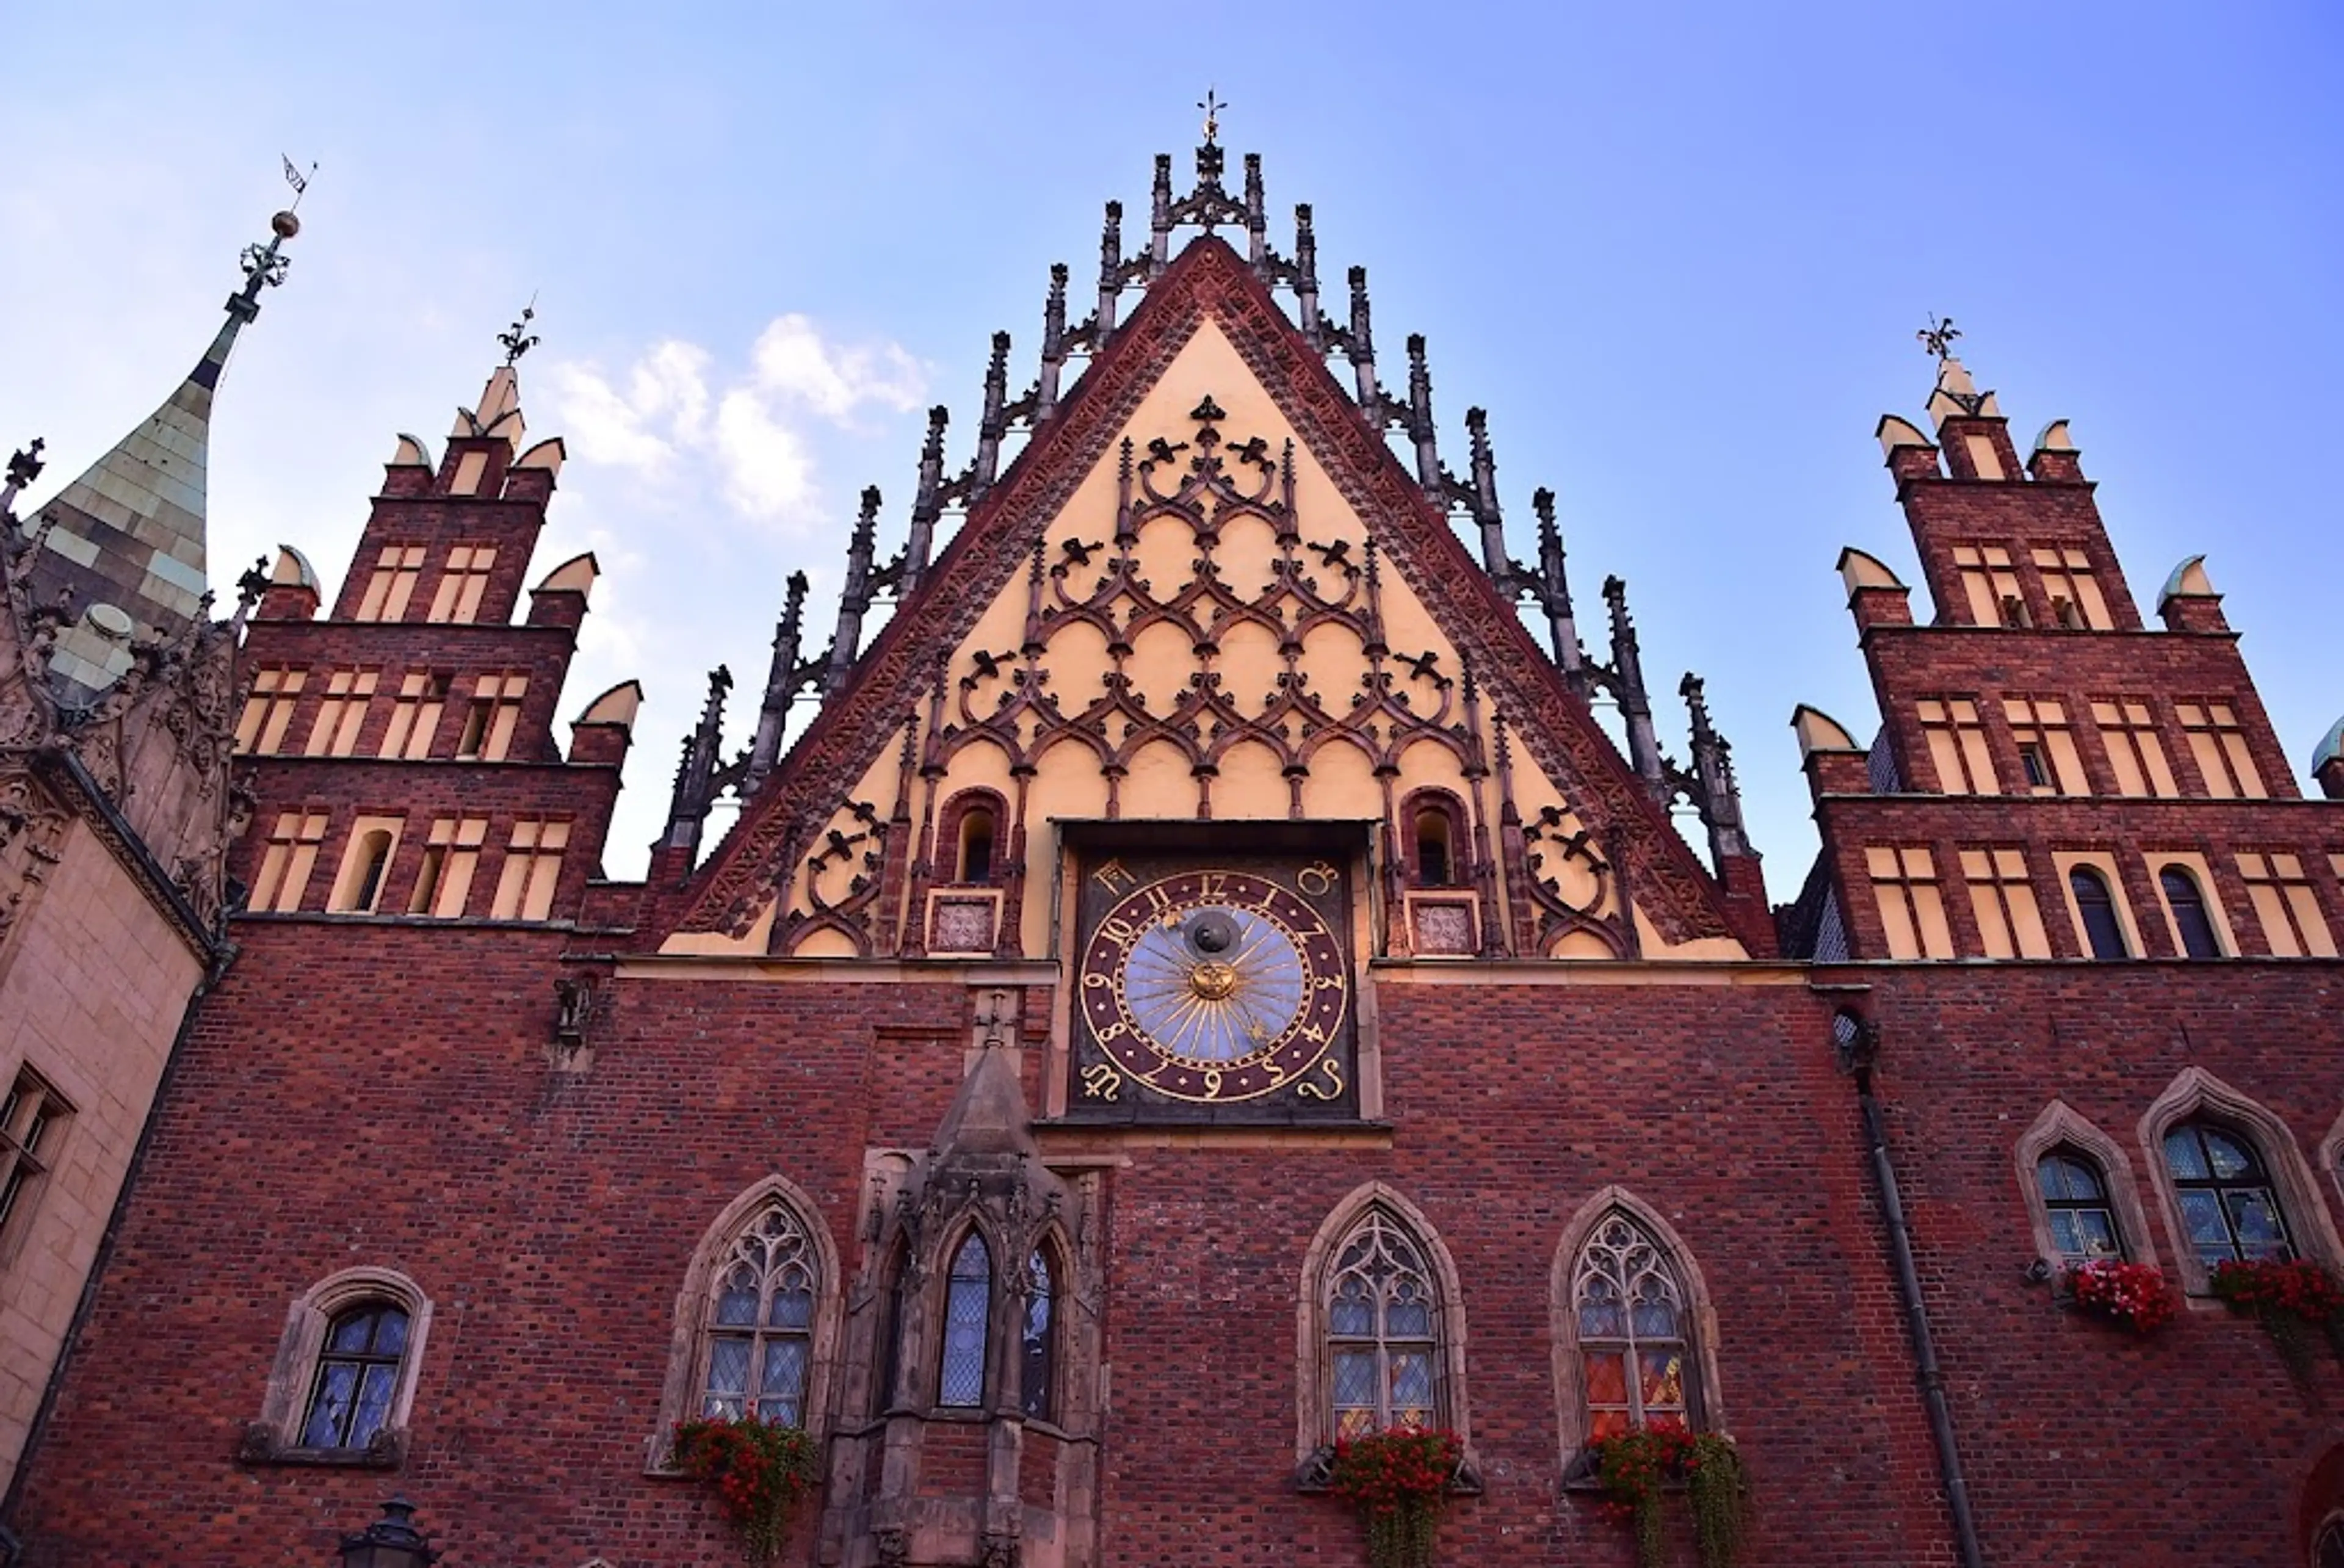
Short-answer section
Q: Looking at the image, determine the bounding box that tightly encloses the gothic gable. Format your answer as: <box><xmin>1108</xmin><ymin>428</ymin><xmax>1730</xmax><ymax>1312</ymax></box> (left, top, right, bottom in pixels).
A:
<box><xmin>663</xmin><ymin>238</ymin><xmax>1746</xmax><ymax>961</ymax></box>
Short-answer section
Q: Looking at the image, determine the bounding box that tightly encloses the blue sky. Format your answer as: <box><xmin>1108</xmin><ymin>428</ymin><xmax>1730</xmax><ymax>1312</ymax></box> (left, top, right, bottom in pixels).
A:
<box><xmin>5</xmin><ymin>3</ymin><xmax>2339</xmax><ymax>890</ymax></box>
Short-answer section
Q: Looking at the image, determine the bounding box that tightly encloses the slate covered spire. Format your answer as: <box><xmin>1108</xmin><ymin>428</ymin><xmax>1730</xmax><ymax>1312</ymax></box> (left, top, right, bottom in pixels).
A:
<box><xmin>22</xmin><ymin>208</ymin><xmax>298</xmax><ymax>699</ymax></box>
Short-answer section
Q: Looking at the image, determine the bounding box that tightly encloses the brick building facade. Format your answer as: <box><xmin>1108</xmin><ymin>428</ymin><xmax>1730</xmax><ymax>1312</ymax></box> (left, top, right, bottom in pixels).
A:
<box><xmin>4</xmin><ymin>142</ymin><xmax>2342</xmax><ymax>1566</ymax></box>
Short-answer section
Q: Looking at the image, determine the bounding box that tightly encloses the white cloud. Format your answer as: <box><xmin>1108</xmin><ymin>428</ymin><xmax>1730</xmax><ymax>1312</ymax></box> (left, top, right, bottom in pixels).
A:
<box><xmin>547</xmin><ymin>316</ymin><xmax>926</xmax><ymax>529</ymax></box>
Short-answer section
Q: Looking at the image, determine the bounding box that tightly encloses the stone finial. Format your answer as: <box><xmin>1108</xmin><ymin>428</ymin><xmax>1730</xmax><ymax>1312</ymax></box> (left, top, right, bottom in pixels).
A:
<box><xmin>974</xmin><ymin>332</ymin><xmax>1010</xmax><ymax>497</ymax></box>
<box><xmin>1531</xmin><ymin>487</ymin><xmax>1583</xmax><ymax>679</ymax></box>
<box><xmin>1097</xmin><ymin>200</ymin><xmax>1125</xmax><ymax>339</ymax></box>
<box><xmin>1243</xmin><ymin>153</ymin><xmax>1267</xmax><ymax>267</ymax></box>
<box><xmin>1037</xmin><ymin>264</ymin><xmax>1069</xmax><ymax>418</ymax></box>
<box><xmin>1149</xmin><ymin>154</ymin><xmax>1174</xmax><ymax>276</ymax></box>
<box><xmin>665</xmin><ymin>664</ymin><xmax>734</xmax><ymax>853</ymax></box>
<box><xmin>1604</xmin><ymin>576</ymin><xmax>1663</xmax><ymax>789</ymax></box>
<box><xmin>1292</xmin><ymin>204</ymin><xmax>1322</xmax><ymax>347</ymax></box>
<box><xmin>1404</xmin><ymin>334</ymin><xmax>1439</xmax><ymax>491</ymax></box>
<box><xmin>745</xmin><ymin>570</ymin><xmax>812</xmax><ymax>790</ymax></box>
<box><xmin>1346</xmin><ymin>266</ymin><xmax>1378</xmax><ymax>410</ymax></box>
<box><xmin>1464</xmin><ymin>407</ymin><xmax>1505</xmax><ymax>577</ymax></box>
<box><xmin>1681</xmin><ymin>671</ymin><xmax>1749</xmax><ymax>859</ymax></box>
<box><xmin>824</xmin><ymin>487</ymin><xmax>884</xmax><ymax>698</ymax></box>
<box><xmin>905</xmin><ymin>405</ymin><xmax>950</xmax><ymax>592</ymax></box>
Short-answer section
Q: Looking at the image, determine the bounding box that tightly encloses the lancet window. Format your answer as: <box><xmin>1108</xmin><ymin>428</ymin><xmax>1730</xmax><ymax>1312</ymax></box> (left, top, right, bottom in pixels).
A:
<box><xmin>698</xmin><ymin>1202</ymin><xmax>819</xmax><ymax>1426</ymax></box>
<box><xmin>1324</xmin><ymin>1208</ymin><xmax>1441</xmax><ymax>1438</ymax></box>
<box><xmin>1571</xmin><ymin>1212</ymin><xmax>1695</xmax><ymax>1439</ymax></box>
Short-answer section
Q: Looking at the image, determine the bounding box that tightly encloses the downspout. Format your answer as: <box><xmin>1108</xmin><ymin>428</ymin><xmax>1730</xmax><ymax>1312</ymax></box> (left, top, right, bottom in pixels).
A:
<box><xmin>0</xmin><ymin>954</ymin><xmax>226</xmax><ymax>1556</ymax></box>
<box><xmin>1839</xmin><ymin>1008</ymin><xmax>1986</xmax><ymax>1568</ymax></box>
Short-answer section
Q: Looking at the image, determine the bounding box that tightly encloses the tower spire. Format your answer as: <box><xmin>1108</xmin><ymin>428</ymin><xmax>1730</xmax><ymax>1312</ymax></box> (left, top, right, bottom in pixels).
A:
<box><xmin>23</xmin><ymin>199</ymin><xmax>299</xmax><ymax>700</ymax></box>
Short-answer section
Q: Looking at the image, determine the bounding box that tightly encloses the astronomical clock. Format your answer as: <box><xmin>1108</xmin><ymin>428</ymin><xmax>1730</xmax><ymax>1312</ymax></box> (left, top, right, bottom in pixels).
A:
<box><xmin>1065</xmin><ymin>832</ymin><xmax>1362</xmax><ymax>1124</ymax></box>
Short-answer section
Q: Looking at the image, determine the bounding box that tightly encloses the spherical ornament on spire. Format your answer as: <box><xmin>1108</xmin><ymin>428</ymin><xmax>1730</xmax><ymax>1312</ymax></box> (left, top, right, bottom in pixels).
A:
<box><xmin>271</xmin><ymin>210</ymin><xmax>302</xmax><ymax>239</ymax></box>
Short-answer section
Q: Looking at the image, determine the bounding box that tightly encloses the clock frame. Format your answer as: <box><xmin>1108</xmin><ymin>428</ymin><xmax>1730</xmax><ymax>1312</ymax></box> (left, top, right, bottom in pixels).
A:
<box><xmin>1063</xmin><ymin>835</ymin><xmax>1362</xmax><ymax>1124</ymax></box>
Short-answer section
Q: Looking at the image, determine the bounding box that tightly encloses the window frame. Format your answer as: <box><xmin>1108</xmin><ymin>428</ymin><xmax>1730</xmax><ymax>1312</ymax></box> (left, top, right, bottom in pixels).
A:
<box><xmin>2139</xmin><ymin>1069</ymin><xmax>2343</xmax><ymax>1296</ymax></box>
<box><xmin>695</xmin><ymin>1199</ymin><xmax>822</xmax><ymax>1428</ymax></box>
<box><xmin>247</xmin><ymin>1266</ymin><xmax>432</xmax><ymax>1467</ymax></box>
<box><xmin>1550</xmin><ymin>1188</ymin><xmax>1726</xmax><ymax>1468</ymax></box>
<box><xmin>650</xmin><ymin>1176</ymin><xmax>841</xmax><ymax>1473</ymax></box>
<box><xmin>1296</xmin><ymin>1183</ymin><xmax>1474</xmax><ymax>1467</ymax></box>
<box><xmin>2012</xmin><ymin>1102</ymin><xmax>2160</xmax><ymax>1276</ymax></box>
<box><xmin>2155</xmin><ymin>862</ymin><xmax>2227</xmax><ymax>959</ymax></box>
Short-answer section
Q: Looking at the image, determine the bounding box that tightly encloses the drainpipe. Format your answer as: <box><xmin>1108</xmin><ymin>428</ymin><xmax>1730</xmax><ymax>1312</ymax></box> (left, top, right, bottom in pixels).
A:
<box><xmin>1836</xmin><ymin>1005</ymin><xmax>1987</xmax><ymax>1568</ymax></box>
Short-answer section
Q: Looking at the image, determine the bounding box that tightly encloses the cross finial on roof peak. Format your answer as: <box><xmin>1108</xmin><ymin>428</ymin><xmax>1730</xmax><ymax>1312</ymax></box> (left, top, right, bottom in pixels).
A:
<box><xmin>1917</xmin><ymin>313</ymin><xmax>1961</xmax><ymax>363</ymax></box>
<box><xmin>1198</xmin><ymin>87</ymin><xmax>1226</xmax><ymax>146</ymax></box>
<box><xmin>499</xmin><ymin>298</ymin><xmax>541</xmax><ymax>366</ymax></box>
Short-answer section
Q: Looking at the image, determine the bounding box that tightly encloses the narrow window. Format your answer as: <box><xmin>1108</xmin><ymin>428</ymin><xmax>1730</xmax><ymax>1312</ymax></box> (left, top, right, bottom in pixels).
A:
<box><xmin>455</xmin><ymin>674</ymin><xmax>527</xmax><ymax>762</ymax></box>
<box><xmin>490</xmin><ymin>819</ymin><xmax>569</xmax><ymax>920</ymax></box>
<box><xmin>939</xmin><ymin>1232</ymin><xmax>992</xmax><ymax>1408</ymax></box>
<box><xmin>1573</xmin><ymin>1213</ymin><xmax>1694</xmax><ymax>1439</ymax></box>
<box><xmin>298</xmin><ymin>1303</ymin><xmax>410</xmax><ymax>1449</ymax></box>
<box><xmin>2036</xmin><ymin>1152</ymin><xmax>2123</xmax><ymax>1265</ymax></box>
<box><xmin>2162</xmin><ymin>1121</ymin><xmax>2293</xmax><ymax>1266</ymax></box>
<box><xmin>303</xmin><ymin>668</ymin><xmax>377</xmax><ymax>757</ymax></box>
<box><xmin>1961</xmin><ymin>848</ymin><xmax>2050</xmax><ymax>959</ymax></box>
<box><xmin>875</xmin><ymin>1241</ymin><xmax>908</xmax><ymax>1415</ymax></box>
<box><xmin>2236</xmin><ymin>853</ymin><xmax>2338</xmax><ymax>958</ymax></box>
<box><xmin>379</xmin><ymin>673</ymin><xmax>450</xmax><ymax>760</ymax></box>
<box><xmin>2069</xmin><ymin>866</ymin><xmax>2129</xmax><ymax>959</ymax></box>
<box><xmin>1021</xmin><ymin>1248</ymin><xmax>1057</xmax><ymax>1421</ymax></box>
<box><xmin>700</xmin><ymin>1204</ymin><xmax>817</xmax><ymax>1426</ymax></box>
<box><xmin>0</xmin><ymin>1071</ymin><xmax>70</xmax><ymax>1255</ymax></box>
<box><xmin>1326</xmin><ymin>1209</ymin><xmax>1439</xmax><ymax>1438</ymax></box>
<box><xmin>959</xmin><ymin>808</ymin><xmax>996</xmax><ymax>884</ymax></box>
<box><xmin>1415</xmin><ymin>810</ymin><xmax>1453</xmax><ymax>887</ymax></box>
<box><xmin>250</xmin><ymin>811</ymin><xmax>330</xmax><ymax>914</ymax></box>
<box><xmin>338</xmin><ymin>829</ymin><xmax>394</xmax><ymax>914</ymax></box>
<box><xmin>2176</xmin><ymin>701</ymin><xmax>2267</xmax><ymax>798</ymax></box>
<box><xmin>1866</xmin><ymin>845</ymin><xmax>1954</xmax><ymax>959</ymax></box>
<box><xmin>2032</xmin><ymin>548</ymin><xmax>2111</xmax><ymax>629</ymax></box>
<box><xmin>2092</xmin><ymin>699</ymin><xmax>2179</xmax><ymax>797</ymax></box>
<box><xmin>1952</xmin><ymin>545</ymin><xmax>2024</xmax><ymax>628</ymax></box>
<box><xmin>355</xmin><ymin>546</ymin><xmax>426</xmax><ymax>622</ymax></box>
<box><xmin>234</xmin><ymin>667</ymin><xmax>305</xmax><ymax>754</ymax></box>
<box><xmin>425</xmin><ymin>544</ymin><xmax>499</xmax><ymax>624</ymax></box>
<box><xmin>1915</xmin><ymin>698</ymin><xmax>1996</xmax><ymax>795</ymax></box>
<box><xmin>2003</xmin><ymin>698</ymin><xmax>2085</xmax><ymax>795</ymax></box>
<box><xmin>2158</xmin><ymin>867</ymin><xmax>2222</xmax><ymax>959</ymax></box>
<box><xmin>407</xmin><ymin>817</ymin><xmax>487</xmax><ymax>918</ymax></box>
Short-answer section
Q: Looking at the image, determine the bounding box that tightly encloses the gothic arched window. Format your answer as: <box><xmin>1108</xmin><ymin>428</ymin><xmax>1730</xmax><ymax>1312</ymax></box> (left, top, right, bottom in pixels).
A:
<box><xmin>2037</xmin><ymin>1150</ymin><xmax>2124</xmax><ymax>1265</ymax></box>
<box><xmin>2163</xmin><ymin>1119</ymin><xmax>2294</xmax><ymax>1267</ymax></box>
<box><xmin>1325</xmin><ymin>1208</ymin><xmax>1440</xmax><ymax>1438</ymax></box>
<box><xmin>1571</xmin><ymin>1212</ymin><xmax>1695</xmax><ymax>1439</ymax></box>
<box><xmin>701</xmin><ymin>1202</ymin><xmax>819</xmax><ymax>1425</ymax></box>
<box><xmin>1022</xmin><ymin>1247</ymin><xmax>1058</xmax><ymax>1421</ymax></box>
<box><xmin>939</xmin><ymin>1232</ymin><xmax>992</xmax><ymax>1408</ymax></box>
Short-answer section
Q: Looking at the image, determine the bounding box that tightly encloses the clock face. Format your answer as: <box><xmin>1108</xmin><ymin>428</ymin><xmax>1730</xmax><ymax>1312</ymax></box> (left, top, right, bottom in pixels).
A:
<box><xmin>1076</xmin><ymin>864</ymin><xmax>1350</xmax><ymax>1106</ymax></box>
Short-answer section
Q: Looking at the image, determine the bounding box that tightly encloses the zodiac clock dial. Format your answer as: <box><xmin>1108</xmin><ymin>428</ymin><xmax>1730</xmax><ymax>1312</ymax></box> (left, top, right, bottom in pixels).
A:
<box><xmin>1074</xmin><ymin>862</ymin><xmax>1350</xmax><ymax>1108</ymax></box>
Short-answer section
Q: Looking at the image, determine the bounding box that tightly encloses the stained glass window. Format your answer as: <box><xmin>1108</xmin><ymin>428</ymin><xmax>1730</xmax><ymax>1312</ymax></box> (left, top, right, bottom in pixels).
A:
<box><xmin>299</xmin><ymin>1302</ymin><xmax>408</xmax><ymax>1449</ymax></box>
<box><xmin>939</xmin><ymin>1232</ymin><xmax>992</xmax><ymax>1408</ymax></box>
<box><xmin>2037</xmin><ymin>1151</ymin><xmax>2123</xmax><ymax>1264</ymax></box>
<box><xmin>1573</xmin><ymin>1213</ymin><xmax>1693</xmax><ymax>1441</ymax></box>
<box><xmin>1325</xmin><ymin>1209</ymin><xmax>1439</xmax><ymax>1439</ymax></box>
<box><xmin>700</xmin><ymin>1202</ymin><xmax>818</xmax><ymax>1426</ymax></box>
<box><xmin>1022</xmin><ymin>1248</ymin><xmax>1057</xmax><ymax>1421</ymax></box>
<box><xmin>2162</xmin><ymin>1120</ymin><xmax>2293</xmax><ymax>1267</ymax></box>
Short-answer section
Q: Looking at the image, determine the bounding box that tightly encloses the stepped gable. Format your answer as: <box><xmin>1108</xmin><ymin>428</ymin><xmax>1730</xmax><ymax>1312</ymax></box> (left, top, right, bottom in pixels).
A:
<box><xmin>668</xmin><ymin>233</ymin><xmax>1743</xmax><ymax>947</ymax></box>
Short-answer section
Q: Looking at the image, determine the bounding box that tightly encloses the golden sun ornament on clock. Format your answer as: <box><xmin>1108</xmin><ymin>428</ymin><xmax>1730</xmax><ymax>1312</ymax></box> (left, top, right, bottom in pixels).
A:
<box><xmin>1076</xmin><ymin>865</ymin><xmax>1348</xmax><ymax>1105</ymax></box>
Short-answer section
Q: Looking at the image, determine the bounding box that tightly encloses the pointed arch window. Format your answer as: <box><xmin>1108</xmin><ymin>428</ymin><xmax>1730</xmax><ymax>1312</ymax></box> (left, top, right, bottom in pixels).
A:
<box><xmin>1572</xmin><ymin>1213</ymin><xmax>1695</xmax><ymax>1439</ymax></box>
<box><xmin>700</xmin><ymin>1204</ymin><xmax>818</xmax><ymax>1425</ymax></box>
<box><xmin>1326</xmin><ymin>1209</ymin><xmax>1440</xmax><ymax>1438</ymax></box>
<box><xmin>1022</xmin><ymin>1247</ymin><xmax>1058</xmax><ymax>1421</ymax></box>
<box><xmin>939</xmin><ymin>1232</ymin><xmax>992</xmax><ymax>1408</ymax></box>
<box><xmin>2036</xmin><ymin>1151</ymin><xmax>2124</xmax><ymax>1265</ymax></box>
<box><xmin>2163</xmin><ymin>1119</ymin><xmax>2294</xmax><ymax>1267</ymax></box>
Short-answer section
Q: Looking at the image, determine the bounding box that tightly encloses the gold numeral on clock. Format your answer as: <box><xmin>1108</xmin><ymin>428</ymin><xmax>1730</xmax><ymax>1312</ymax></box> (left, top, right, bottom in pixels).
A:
<box><xmin>1297</xmin><ymin>1057</ymin><xmax>1346</xmax><ymax>1100</ymax></box>
<box><xmin>1199</xmin><ymin>872</ymin><xmax>1228</xmax><ymax>900</ymax></box>
<box><xmin>1201</xmin><ymin>1068</ymin><xmax>1222</xmax><ymax>1096</ymax></box>
<box><xmin>1297</xmin><ymin>861</ymin><xmax>1337</xmax><ymax>895</ymax></box>
<box><xmin>1080</xmin><ymin>1063</ymin><xmax>1123</xmax><ymax>1101</ymax></box>
<box><xmin>1092</xmin><ymin>859</ymin><xmax>1135</xmax><ymax>893</ymax></box>
<box><xmin>1099</xmin><ymin>916</ymin><xmax>1137</xmax><ymax>945</ymax></box>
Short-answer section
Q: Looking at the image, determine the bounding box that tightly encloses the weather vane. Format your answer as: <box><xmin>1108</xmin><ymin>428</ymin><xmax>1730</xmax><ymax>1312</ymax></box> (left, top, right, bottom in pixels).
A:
<box><xmin>1198</xmin><ymin>87</ymin><xmax>1227</xmax><ymax>145</ymax></box>
<box><xmin>281</xmin><ymin>154</ymin><xmax>318</xmax><ymax>212</ymax></box>
<box><xmin>499</xmin><ymin>294</ymin><xmax>541</xmax><ymax>366</ymax></box>
<box><xmin>1917</xmin><ymin>313</ymin><xmax>1961</xmax><ymax>363</ymax></box>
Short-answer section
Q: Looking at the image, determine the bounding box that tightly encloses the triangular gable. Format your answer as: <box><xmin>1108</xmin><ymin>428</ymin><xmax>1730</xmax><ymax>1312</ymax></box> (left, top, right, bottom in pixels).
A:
<box><xmin>667</xmin><ymin>237</ymin><xmax>1740</xmax><ymax>948</ymax></box>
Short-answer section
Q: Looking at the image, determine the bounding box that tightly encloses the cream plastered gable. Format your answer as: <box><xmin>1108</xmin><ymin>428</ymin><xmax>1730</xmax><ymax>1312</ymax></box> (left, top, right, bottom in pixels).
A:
<box><xmin>676</xmin><ymin>311</ymin><xmax>1742</xmax><ymax>963</ymax></box>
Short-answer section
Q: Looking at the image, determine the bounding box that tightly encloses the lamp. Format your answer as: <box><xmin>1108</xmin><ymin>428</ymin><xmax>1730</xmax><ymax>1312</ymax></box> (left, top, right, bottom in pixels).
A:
<box><xmin>335</xmin><ymin>1496</ymin><xmax>437</xmax><ymax>1568</ymax></box>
